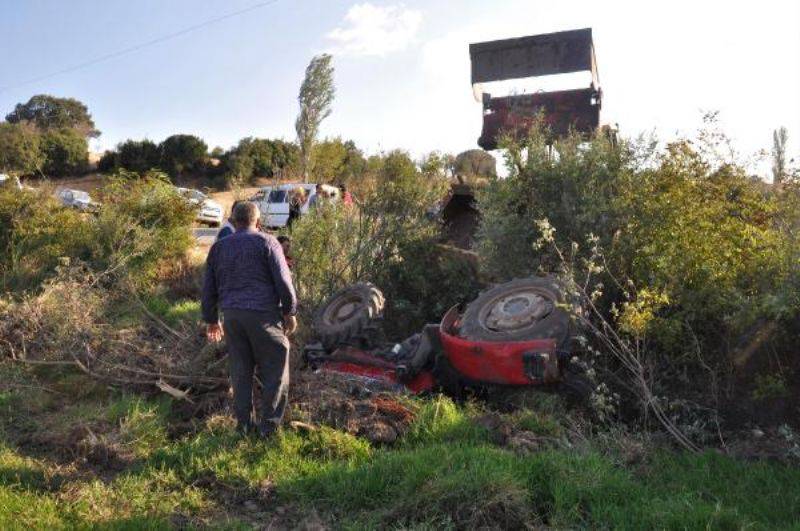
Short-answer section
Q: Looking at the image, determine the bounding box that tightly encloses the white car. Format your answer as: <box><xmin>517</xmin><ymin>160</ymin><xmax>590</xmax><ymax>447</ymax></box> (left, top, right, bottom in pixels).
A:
<box><xmin>250</xmin><ymin>183</ymin><xmax>340</xmax><ymax>228</ymax></box>
<box><xmin>176</xmin><ymin>187</ymin><xmax>224</xmax><ymax>227</ymax></box>
<box><xmin>55</xmin><ymin>187</ymin><xmax>99</xmax><ymax>212</ymax></box>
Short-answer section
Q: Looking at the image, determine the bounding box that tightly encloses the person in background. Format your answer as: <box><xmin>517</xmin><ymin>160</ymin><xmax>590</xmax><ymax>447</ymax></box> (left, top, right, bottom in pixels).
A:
<box><xmin>277</xmin><ymin>235</ymin><xmax>294</xmax><ymax>270</ymax></box>
<box><xmin>287</xmin><ymin>187</ymin><xmax>306</xmax><ymax>230</ymax></box>
<box><xmin>308</xmin><ymin>183</ymin><xmax>324</xmax><ymax>208</ymax></box>
<box><xmin>202</xmin><ymin>201</ymin><xmax>297</xmax><ymax>437</ymax></box>
<box><xmin>339</xmin><ymin>183</ymin><xmax>353</xmax><ymax>206</ymax></box>
<box><xmin>216</xmin><ymin>200</ymin><xmax>242</xmax><ymax>241</ymax></box>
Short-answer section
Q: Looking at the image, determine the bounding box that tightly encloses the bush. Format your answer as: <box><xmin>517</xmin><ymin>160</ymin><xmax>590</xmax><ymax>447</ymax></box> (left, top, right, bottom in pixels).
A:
<box><xmin>0</xmin><ymin>170</ymin><xmax>196</xmax><ymax>292</ymax></box>
<box><xmin>220</xmin><ymin>137</ymin><xmax>299</xmax><ymax>186</ymax></box>
<box><xmin>92</xmin><ymin>170</ymin><xmax>196</xmax><ymax>286</ymax></box>
<box><xmin>0</xmin><ymin>122</ymin><xmax>43</xmax><ymax>176</ymax></box>
<box><xmin>158</xmin><ymin>134</ymin><xmax>207</xmax><ymax>178</ymax></box>
<box><xmin>0</xmin><ymin>186</ymin><xmax>92</xmax><ymax>291</ymax></box>
<box><xmin>116</xmin><ymin>139</ymin><xmax>161</xmax><ymax>173</ymax></box>
<box><xmin>289</xmin><ymin>150</ymin><xmax>457</xmax><ymax>335</ymax></box>
<box><xmin>476</xmin><ymin>122</ymin><xmax>800</xmax><ymax>422</ymax></box>
<box><xmin>40</xmin><ymin>128</ymin><xmax>88</xmax><ymax>177</ymax></box>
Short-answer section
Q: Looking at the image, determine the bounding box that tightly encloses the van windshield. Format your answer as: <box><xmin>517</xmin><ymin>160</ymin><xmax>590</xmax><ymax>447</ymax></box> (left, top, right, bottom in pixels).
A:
<box><xmin>268</xmin><ymin>190</ymin><xmax>287</xmax><ymax>203</ymax></box>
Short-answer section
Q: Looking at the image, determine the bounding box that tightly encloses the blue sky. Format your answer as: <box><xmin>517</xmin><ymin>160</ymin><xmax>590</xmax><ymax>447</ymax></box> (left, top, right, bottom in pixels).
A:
<box><xmin>1</xmin><ymin>0</ymin><xmax>799</xmax><ymax>177</ymax></box>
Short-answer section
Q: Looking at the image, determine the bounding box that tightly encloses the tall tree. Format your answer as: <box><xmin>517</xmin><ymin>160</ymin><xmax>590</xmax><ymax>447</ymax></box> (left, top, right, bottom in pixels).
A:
<box><xmin>295</xmin><ymin>54</ymin><xmax>335</xmax><ymax>182</ymax></box>
<box><xmin>5</xmin><ymin>94</ymin><xmax>99</xmax><ymax>138</ymax></box>
<box><xmin>772</xmin><ymin>127</ymin><xmax>788</xmax><ymax>187</ymax></box>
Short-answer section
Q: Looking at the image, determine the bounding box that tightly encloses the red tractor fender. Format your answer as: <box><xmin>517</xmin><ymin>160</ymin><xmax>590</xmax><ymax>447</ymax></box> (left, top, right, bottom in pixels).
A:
<box><xmin>439</xmin><ymin>305</ymin><xmax>561</xmax><ymax>385</ymax></box>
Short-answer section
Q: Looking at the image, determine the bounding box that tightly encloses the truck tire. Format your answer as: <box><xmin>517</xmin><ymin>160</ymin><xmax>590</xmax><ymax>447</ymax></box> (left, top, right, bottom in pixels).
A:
<box><xmin>312</xmin><ymin>283</ymin><xmax>385</xmax><ymax>349</ymax></box>
<box><xmin>458</xmin><ymin>276</ymin><xmax>570</xmax><ymax>344</ymax></box>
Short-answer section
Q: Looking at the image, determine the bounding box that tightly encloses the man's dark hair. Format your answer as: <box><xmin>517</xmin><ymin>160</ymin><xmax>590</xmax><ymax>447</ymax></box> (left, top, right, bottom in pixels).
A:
<box><xmin>229</xmin><ymin>200</ymin><xmax>244</xmax><ymax>220</ymax></box>
<box><xmin>277</xmin><ymin>235</ymin><xmax>291</xmax><ymax>244</ymax></box>
<box><xmin>315</xmin><ymin>183</ymin><xmax>323</xmax><ymax>190</ymax></box>
<box><xmin>338</xmin><ymin>183</ymin><xmax>347</xmax><ymax>192</ymax></box>
<box><xmin>232</xmin><ymin>201</ymin><xmax>259</xmax><ymax>228</ymax></box>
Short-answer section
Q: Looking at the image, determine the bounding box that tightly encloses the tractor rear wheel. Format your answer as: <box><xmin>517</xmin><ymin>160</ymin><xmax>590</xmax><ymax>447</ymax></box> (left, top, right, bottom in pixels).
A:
<box><xmin>312</xmin><ymin>283</ymin><xmax>385</xmax><ymax>349</ymax></box>
<box><xmin>458</xmin><ymin>276</ymin><xmax>570</xmax><ymax>344</ymax></box>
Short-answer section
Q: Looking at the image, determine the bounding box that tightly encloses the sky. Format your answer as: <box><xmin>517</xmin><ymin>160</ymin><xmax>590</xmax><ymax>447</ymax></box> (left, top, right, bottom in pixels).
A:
<box><xmin>1</xmin><ymin>0</ymin><xmax>799</xmax><ymax>178</ymax></box>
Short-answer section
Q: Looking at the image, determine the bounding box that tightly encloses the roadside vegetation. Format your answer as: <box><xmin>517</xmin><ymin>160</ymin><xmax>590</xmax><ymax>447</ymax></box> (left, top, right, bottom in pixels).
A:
<box><xmin>1</xmin><ymin>79</ymin><xmax>799</xmax><ymax>526</ymax></box>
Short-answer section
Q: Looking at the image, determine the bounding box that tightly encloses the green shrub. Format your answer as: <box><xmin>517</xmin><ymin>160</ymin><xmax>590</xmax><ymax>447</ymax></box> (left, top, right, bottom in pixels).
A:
<box><xmin>40</xmin><ymin>128</ymin><xmax>88</xmax><ymax>177</ymax></box>
<box><xmin>92</xmin><ymin>170</ymin><xmax>196</xmax><ymax>286</ymax></box>
<box><xmin>0</xmin><ymin>122</ymin><xmax>43</xmax><ymax>176</ymax></box>
<box><xmin>0</xmin><ymin>186</ymin><xmax>92</xmax><ymax>291</ymax></box>
<box><xmin>158</xmin><ymin>134</ymin><xmax>207</xmax><ymax>178</ymax></box>
<box><xmin>0</xmin><ymin>170</ymin><xmax>195</xmax><ymax>293</ymax></box>
<box><xmin>476</xmin><ymin>122</ymin><xmax>799</xmax><ymax>415</ymax></box>
<box><xmin>290</xmin><ymin>151</ymin><xmax>445</xmax><ymax>295</ymax></box>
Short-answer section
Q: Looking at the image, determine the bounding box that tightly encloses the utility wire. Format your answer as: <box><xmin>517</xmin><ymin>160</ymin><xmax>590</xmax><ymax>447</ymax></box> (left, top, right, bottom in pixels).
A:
<box><xmin>0</xmin><ymin>0</ymin><xmax>282</xmax><ymax>94</ymax></box>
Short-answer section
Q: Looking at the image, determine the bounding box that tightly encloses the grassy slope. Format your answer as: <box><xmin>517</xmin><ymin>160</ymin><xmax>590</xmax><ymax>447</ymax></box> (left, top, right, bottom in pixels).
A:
<box><xmin>1</xmin><ymin>367</ymin><xmax>799</xmax><ymax>530</ymax></box>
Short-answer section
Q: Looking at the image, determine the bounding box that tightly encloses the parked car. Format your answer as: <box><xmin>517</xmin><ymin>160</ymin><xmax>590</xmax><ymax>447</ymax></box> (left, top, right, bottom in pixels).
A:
<box><xmin>176</xmin><ymin>187</ymin><xmax>223</xmax><ymax>227</ymax></box>
<box><xmin>250</xmin><ymin>183</ymin><xmax>340</xmax><ymax>228</ymax></box>
<box><xmin>55</xmin><ymin>187</ymin><xmax>100</xmax><ymax>212</ymax></box>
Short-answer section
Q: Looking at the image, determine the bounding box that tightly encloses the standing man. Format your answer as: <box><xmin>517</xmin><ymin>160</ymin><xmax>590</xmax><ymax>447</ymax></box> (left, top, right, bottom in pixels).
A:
<box><xmin>308</xmin><ymin>183</ymin><xmax>325</xmax><ymax>208</ymax></box>
<box><xmin>202</xmin><ymin>201</ymin><xmax>298</xmax><ymax>437</ymax></box>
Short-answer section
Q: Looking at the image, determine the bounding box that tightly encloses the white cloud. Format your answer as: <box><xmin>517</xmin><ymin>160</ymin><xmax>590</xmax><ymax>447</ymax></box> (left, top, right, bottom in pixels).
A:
<box><xmin>326</xmin><ymin>3</ymin><xmax>422</xmax><ymax>57</ymax></box>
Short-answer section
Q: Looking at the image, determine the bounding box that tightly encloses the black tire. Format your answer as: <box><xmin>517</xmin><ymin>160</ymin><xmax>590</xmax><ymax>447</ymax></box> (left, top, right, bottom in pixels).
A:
<box><xmin>312</xmin><ymin>283</ymin><xmax>385</xmax><ymax>349</ymax></box>
<box><xmin>458</xmin><ymin>276</ymin><xmax>570</xmax><ymax>344</ymax></box>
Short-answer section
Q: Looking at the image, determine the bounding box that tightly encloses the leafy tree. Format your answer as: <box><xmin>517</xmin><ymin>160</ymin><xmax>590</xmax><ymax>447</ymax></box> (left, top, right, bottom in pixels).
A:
<box><xmin>311</xmin><ymin>137</ymin><xmax>365</xmax><ymax>183</ymax></box>
<box><xmin>158</xmin><ymin>134</ymin><xmax>207</xmax><ymax>178</ymax></box>
<box><xmin>772</xmin><ymin>127</ymin><xmax>788</xmax><ymax>186</ymax></box>
<box><xmin>117</xmin><ymin>139</ymin><xmax>160</xmax><ymax>173</ymax></box>
<box><xmin>40</xmin><ymin>128</ymin><xmax>88</xmax><ymax>177</ymax></box>
<box><xmin>222</xmin><ymin>138</ymin><xmax>300</xmax><ymax>184</ymax></box>
<box><xmin>5</xmin><ymin>94</ymin><xmax>99</xmax><ymax>138</ymax></box>
<box><xmin>420</xmin><ymin>151</ymin><xmax>454</xmax><ymax>180</ymax></box>
<box><xmin>453</xmin><ymin>149</ymin><xmax>496</xmax><ymax>179</ymax></box>
<box><xmin>295</xmin><ymin>54</ymin><xmax>335</xmax><ymax>181</ymax></box>
<box><xmin>97</xmin><ymin>150</ymin><xmax>117</xmax><ymax>173</ymax></box>
<box><xmin>0</xmin><ymin>122</ymin><xmax>44</xmax><ymax>175</ymax></box>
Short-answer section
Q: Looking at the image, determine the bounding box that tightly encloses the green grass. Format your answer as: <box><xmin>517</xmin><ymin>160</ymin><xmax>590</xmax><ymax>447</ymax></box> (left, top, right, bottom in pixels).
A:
<box><xmin>143</xmin><ymin>295</ymin><xmax>201</xmax><ymax>327</ymax></box>
<box><xmin>1</xmin><ymin>369</ymin><xmax>799</xmax><ymax>529</ymax></box>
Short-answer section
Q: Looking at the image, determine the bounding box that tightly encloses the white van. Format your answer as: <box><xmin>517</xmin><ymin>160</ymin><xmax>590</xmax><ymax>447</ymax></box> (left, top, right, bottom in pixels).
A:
<box><xmin>251</xmin><ymin>183</ymin><xmax>339</xmax><ymax>228</ymax></box>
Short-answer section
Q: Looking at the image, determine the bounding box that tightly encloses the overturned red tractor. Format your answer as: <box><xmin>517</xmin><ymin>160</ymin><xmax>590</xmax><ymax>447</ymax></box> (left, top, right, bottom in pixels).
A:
<box><xmin>303</xmin><ymin>277</ymin><xmax>579</xmax><ymax>397</ymax></box>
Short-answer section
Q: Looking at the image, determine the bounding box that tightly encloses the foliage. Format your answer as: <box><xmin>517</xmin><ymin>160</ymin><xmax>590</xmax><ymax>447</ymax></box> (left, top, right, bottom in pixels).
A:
<box><xmin>0</xmin><ymin>170</ymin><xmax>195</xmax><ymax>292</ymax></box>
<box><xmin>419</xmin><ymin>150</ymin><xmax>454</xmax><ymax>180</ymax></box>
<box><xmin>311</xmin><ymin>137</ymin><xmax>366</xmax><ymax>184</ymax></box>
<box><xmin>772</xmin><ymin>126</ymin><xmax>788</xmax><ymax>186</ymax></box>
<box><xmin>39</xmin><ymin>128</ymin><xmax>88</xmax><ymax>177</ymax></box>
<box><xmin>289</xmin><ymin>150</ymin><xmax>449</xmax><ymax>323</ymax></box>
<box><xmin>453</xmin><ymin>148</ymin><xmax>497</xmax><ymax>179</ymax></box>
<box><xmin>115</xmin><ymin>139</ymin><xmax>161</xmax><ymax>173</ymax></box>
<box><xmin>476</xmin><ymin>121</ymin><xmax>800</xmax><ymax>417</ymax></box>
<box><xmin>0</xmin><ymin>186</ymin><xmax>92</xmax><ymax>291</ymax></box>
<box><xmin>222</xmin><ymin>137</ymin><xmax>299</xmax><ymax>183</ymax></box>
<box><xmin>5</xmin><ymin>94</ymin><xmax>99</xmax><ymax>137</ymax></box>
<box><xmin>296</xmin><ymin>54</ymin><xmax>335</xmax><ymax>181</ymax></box>
<box><xmin>92</xmin><ymin>170</ymin><xmax>196</xmax><ymax>285</ymax></box>
<box><xmin>157</xmin><ymin>134</ymin><xmax>208</xmax><ymax>178</ymax></box>
<box><xmin>0</xmin><ymin>122</ymin><xmax>43</xmax><ymax>176</ymax></box>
